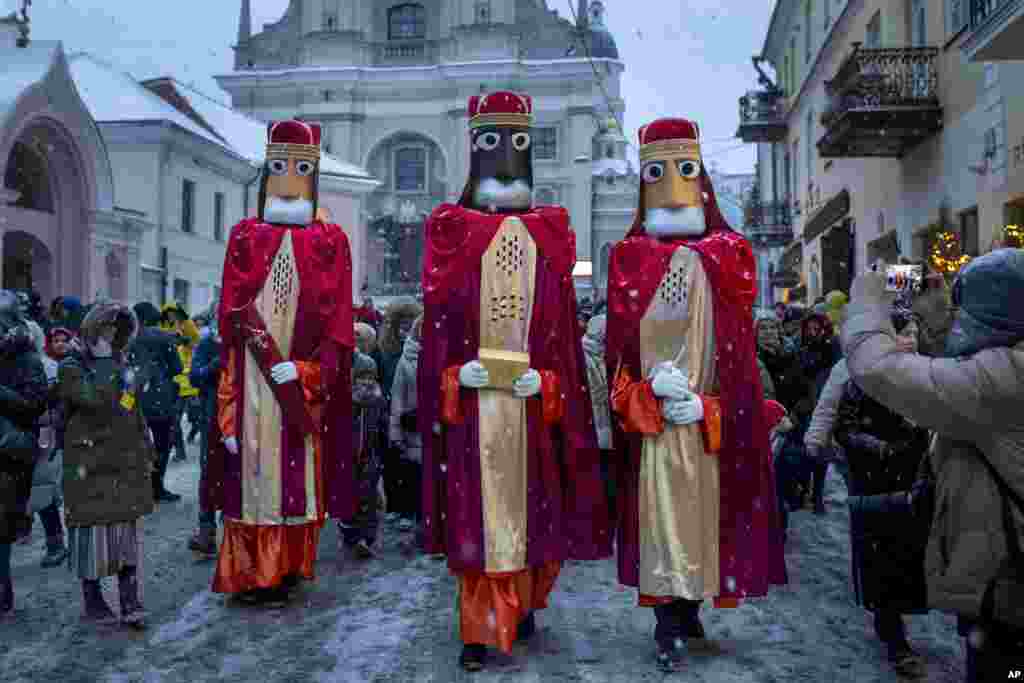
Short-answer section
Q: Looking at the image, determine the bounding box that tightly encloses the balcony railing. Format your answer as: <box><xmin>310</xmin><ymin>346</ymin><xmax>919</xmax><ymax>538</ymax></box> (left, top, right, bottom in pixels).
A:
<box><xmin>744</xmin><ymin>200</ymin><xmax>793</xmax><ymax>247</ymax></box>
<box><xmin>736</xmin><ymin>89</ymin><xmax>788</xmax><ymax>143</ymax></box>
<box><xmin>374</xmin><ymin>40</ymin><xmax>438</xmax><ymax>65</ymax></box>
<box><xmin>818</xmin><ymin>43</ymin><xmax>943</xmax><ymax>158</ymax></box>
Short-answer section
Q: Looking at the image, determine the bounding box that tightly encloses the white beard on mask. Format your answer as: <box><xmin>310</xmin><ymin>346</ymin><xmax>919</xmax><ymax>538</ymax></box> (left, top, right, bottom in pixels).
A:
<box><xmin>644</xmin><ymin>206</ymin><xmax>707</xmax><ymax>237</ymax></box>
<box><xmin>263</xmin><ymin>196</ymin><xmax>314</xmax><ymax>225</ymax></box>
<box><xmin>472</xmin><ymin>177</ymin><xmax>532</xmax><ymax>211</ymax></box>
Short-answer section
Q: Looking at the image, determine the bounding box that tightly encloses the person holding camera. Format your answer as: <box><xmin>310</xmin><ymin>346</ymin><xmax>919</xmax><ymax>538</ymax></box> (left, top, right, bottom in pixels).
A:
<box><xmin>0</xmin><ymin>291</ymin><xmax>48</xmax><ymax>616</ymax></box>
<box><xmin>835</xmin><ymin>300</ymin><xmax>930</xmax><ymax>678</ymax></box>
<box><xmin>842</xmin><ymin>249</ymin><xmax>1024</xmax><ymax>682</ymax></box>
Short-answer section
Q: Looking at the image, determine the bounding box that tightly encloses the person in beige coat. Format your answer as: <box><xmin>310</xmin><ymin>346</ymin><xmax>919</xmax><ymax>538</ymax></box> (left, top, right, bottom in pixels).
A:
<box><xmin>842</xmin><ymin>249</ymin><xmax>1024</xmax><ymax>682</ymax></box>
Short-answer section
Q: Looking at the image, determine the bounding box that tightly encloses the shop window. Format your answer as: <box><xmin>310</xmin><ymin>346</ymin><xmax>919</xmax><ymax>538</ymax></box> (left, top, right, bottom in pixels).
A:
<box><xmin>388</xmin><ymin>4</ymin><xmax>425</xmax><ymax>40</ymax></box>
<box><xmin>959</xmin><ymin>207</ymin><xmax>979</xmax><ymax>256</ymax></box>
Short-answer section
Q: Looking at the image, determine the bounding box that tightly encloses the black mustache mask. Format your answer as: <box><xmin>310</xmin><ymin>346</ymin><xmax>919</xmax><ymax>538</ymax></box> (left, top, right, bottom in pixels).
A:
<box><xmin>461</xmin><ymin>126</ymin><xmax>533</xmax><ymax>212</ymax></box>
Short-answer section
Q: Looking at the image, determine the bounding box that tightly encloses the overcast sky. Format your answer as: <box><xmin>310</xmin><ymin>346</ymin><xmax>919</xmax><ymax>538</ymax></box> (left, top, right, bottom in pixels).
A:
<box><xmin>13</xmin><ymin>0</ymin><xmax>776</xmax><ymax>174</ymax></box>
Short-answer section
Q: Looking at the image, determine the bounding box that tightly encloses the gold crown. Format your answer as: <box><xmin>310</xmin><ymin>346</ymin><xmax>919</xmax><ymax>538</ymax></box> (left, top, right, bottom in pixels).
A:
<box><xmin>469</xmin><ymin>112</ymin><xmax>532</xmax><ymax>129</ymax></box>
<box><xmin>639</xmin><ymin>138</ymin><xmax>702</xmax><ymax>163</ymax></box>
<box><xmin>265</xmin><ymin>142</ymin><xmax>320</xmax><ymax>162</ymax></box>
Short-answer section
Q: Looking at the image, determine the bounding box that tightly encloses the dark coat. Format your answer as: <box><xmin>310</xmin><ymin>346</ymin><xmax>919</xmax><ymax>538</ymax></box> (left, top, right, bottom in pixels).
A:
<box><xmin>126</xmin><ymin>327</ymin><xmax>182</xmax><ymax>421</ymax></box>
<box><xmin>0</xmin><ymin>331</ymin><xmax>47</xmax><ymax>543</ymax></box>
<box><xmin>189</xmin><ymin>334</ymin><xmax>221</xmax><ymax>418</ymax></box>
<box><xmin>59</xmin><ymin>351</ymin><xmax>155</xmax><ymax>527</ymax></box>
<box><xmin>843</xmin><ymin>269</ymin><xmax>1024</xmax><ymax>621</ymax></box>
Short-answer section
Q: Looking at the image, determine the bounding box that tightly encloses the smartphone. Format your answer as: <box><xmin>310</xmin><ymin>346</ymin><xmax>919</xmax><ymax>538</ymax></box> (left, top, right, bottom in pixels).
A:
<box><xmin>885</xmin><ymin>264</ymin><xmax>923</xmax><ymax>293</ymax></box>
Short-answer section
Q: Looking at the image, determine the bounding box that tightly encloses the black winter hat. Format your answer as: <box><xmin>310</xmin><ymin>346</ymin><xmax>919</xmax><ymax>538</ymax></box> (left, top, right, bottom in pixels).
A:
<box><xmin>133</xmin><ymin>302</ymin><xmax>162</xmax><ymax>328</ymax></box>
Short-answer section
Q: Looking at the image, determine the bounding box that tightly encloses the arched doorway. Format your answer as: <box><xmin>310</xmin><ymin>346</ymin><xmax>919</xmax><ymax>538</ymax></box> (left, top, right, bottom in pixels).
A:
<box><xmin>2</xmin><ymin>120</ymin><xmax>92</xmax><ymax>305</ymax></box>
<box><xmin>2</xmin><ymin>231</ymin><xmax>52</xmax><ymax>296</ymax></box>
<box><xmin>363</xmin><ymin>131</ymin><xmax>447</xmax><ymax>296</ymax></box>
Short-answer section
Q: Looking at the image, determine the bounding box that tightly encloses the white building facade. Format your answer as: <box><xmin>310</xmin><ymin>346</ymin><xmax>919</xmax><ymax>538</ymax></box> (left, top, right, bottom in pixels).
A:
<box><xmin>216</xmin><ymin>0</ymin><xmax>632</xmax><ymax>297</ymax></box>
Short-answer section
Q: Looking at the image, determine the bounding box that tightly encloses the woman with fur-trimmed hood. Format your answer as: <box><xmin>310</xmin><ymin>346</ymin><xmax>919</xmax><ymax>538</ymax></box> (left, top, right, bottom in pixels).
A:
<box><xmin>58</xmin><ymin>301</ymin><xmax>153</xmax><ymax>629</ymax></box>
<box><xmin>373</xmin><ymin>298</ymin><xmax>422</xmax><ymax>404</ymax></box>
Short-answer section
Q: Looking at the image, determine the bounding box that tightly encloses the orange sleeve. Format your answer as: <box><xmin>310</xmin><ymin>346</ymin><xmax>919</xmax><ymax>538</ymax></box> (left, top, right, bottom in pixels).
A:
<box><xmin>539</xmin><ymin>370</ymin><xmax>564</xmax><ymax>425</ymax></box>
<box><xmin>217</xmin><ymin>347</ymin><xmax>239</xmax><ymax>439</ymax></box>
<box><xmin>610</xmin><ymin>365</ymin><xmax>664</xmax><ymax>435</ymax></box>
<box><xmin>293</xmin><ymin>361</ymin><xmax>324</xmax><ymax>404</ymax></box>
<box><xmin>698</xmin><ymin>395</ymin><xmax>722</xmax><ymax>455</ymax></box>
<box><xmin>441</xmin><ymin>365</ymin><xmax>464</xmax><ymax>425</ymax></box>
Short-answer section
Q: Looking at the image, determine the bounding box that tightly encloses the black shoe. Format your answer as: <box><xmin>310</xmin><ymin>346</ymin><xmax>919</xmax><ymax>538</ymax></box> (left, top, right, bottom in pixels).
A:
<box><xmin>887</xmin><ymin>642</ymin><xmax>926</xmax><ymax>679</ymax></box>
<box><xmin>81</xmin><ymin>580</ymin><xmax>118</xmax><ymax>624</ymax></box>
<box><xmin>1</xmin><ymin>578</ymin><xmax>12</xmax><ymax>615</ymax></box>
<box><xmin>155</xmin><ymin>489</ymin><xmax>181</xmax><ymax>502</ymax></box>
<box><xmin>459</xmin><ymin>644</ymin><xmax>487</xmax><ymax>672</ymax></box>
<box><xmin>516</xmin><ymin>612</ymin><xmax>536</xmax><ymax>641</ymax></box>
<box><xmin>281</xmin><ymin>574</ymin><xmax>301</xmax><ymax>590</ymax></box>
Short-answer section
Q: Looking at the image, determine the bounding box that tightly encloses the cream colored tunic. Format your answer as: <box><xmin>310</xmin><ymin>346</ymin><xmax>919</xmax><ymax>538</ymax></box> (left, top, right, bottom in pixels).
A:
<box><xmin>637</xmin><ymin>246</ymin><xmax>720</xmax><ymax>599</ymax></box>
<box><xmin>477</xmin><ymin>217</ymin><xmax>538</xmax><ymax>572</ymax></box>
<box><xmin>237</xmin><ymin>231</ymin><xmax>319</xmax><ymax>526</ymax></box>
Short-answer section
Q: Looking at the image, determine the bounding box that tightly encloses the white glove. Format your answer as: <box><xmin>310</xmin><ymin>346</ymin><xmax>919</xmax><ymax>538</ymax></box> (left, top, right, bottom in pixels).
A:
<box><xmin>458</xmin><ymin>361</ymin><xmax>489</xmax><ymax>389</ymax></box>
<box><xmin>662</xmin><ymin>396</ymin><xmax>704</xmax><ymax>425</ymax></box>
<box><xmin>512</xmin><ymin>369</ymin><xmax>542</xmax><ymax>398</ymax></box>
<box><xmin>271</xmin><ymin>361</ymin><xmax>298</xmax><ymax>384</ymax></box>
<box><xmin>650</xmin><ymin>366</ymin><xmax>692</xmax><ymax>401</ymax></box>
<box><xmin>223</xmin><ymin>436</ymin><xmax>239</xmax><ymax>455</ymax></box>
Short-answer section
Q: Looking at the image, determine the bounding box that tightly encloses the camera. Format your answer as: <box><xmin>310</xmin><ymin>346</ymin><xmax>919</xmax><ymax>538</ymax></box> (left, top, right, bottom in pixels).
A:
<box><xmin>885</xmin><ymin>264</ymin><xmax>923</xmax><ymax>293</ymax></box>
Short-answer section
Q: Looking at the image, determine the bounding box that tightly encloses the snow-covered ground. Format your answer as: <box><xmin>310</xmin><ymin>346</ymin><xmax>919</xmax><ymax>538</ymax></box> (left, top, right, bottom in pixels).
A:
<box><xmin>1</xmin><ymin>450</ymin><xmax>965</xmax><ymax>682</ymax></box>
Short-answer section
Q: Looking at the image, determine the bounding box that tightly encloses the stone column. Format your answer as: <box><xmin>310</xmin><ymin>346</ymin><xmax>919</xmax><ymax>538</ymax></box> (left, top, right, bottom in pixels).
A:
<box><xmin>567</xmin><ymin>105</ymin><xmax>595</xmax><ymax>262</ymax></box>
<box><xmin>447</xmin><ymin>105</ymin><xmax>469</xmax><ymax>203</ymax></box>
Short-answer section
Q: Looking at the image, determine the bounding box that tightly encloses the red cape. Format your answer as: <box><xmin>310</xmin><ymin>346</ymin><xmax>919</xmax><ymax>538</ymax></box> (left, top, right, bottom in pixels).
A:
<box><xmin>606</xmin><ymin>200</ymin><xmax>787</xmax><ymax>601</ymax></box>
<box><xmin>418</xmin><ymin>204</ymin><xmax>612</xmax><ymax>569</ymax></box>
<box><xmin>204</xmin><ymin>218</ymin><xmax>356</xmax><ymax>521</ymax></box>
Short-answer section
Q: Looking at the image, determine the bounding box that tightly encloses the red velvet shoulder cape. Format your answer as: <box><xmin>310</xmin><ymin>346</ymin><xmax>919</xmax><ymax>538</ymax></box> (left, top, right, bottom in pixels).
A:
<box><xmin>606</xmin><ymin>223</ymin><xmax>787</xmax><ymax>602</ymax></box>
<box><xmin>204</xmin><ymin>218</ymin><xmax>356</xmax><ymax>521</ymax></box>
<box><xmin>417</xmin><ymin>203</ymin><xmax>612</xmax><ymax>570</ymax></box>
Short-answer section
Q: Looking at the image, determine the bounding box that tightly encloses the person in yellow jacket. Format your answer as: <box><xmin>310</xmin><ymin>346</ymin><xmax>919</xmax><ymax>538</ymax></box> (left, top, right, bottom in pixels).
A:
<box><xmin>160</xmin><ymin>302</ymin><xmax>201</xmax><ymax>461</ymax></box>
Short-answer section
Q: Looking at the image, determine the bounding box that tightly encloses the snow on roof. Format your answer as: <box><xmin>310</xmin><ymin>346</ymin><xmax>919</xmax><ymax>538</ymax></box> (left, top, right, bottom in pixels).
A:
<box><xmin>67</xmin><ymin>53</ymin><xmax>230</xmax><ymax>152</ymax></box>
<box><xmin>164</xmin><ymin>79</ymin><xmax>371</xmax><ymax>179</ymax></box>
<box><xmin>0</xmin><ymin>42</ymin><xmax>61</xmax><ymax>135</ymax></box>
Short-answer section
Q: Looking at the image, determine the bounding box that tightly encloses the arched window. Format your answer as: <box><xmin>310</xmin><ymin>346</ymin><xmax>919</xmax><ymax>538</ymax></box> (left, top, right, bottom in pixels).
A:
<box><xmin>388</xmin><ymin>4</ymin><xmax>426</xmax><ymax>40</ymax></box>
<box><xmin>3</xmin><ymin>142</ymin><xmax>53</xmax><ymax>213</ymax></box>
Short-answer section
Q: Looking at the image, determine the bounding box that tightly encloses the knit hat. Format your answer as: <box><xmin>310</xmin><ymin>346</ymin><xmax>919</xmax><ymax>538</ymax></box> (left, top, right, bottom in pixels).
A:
<box><xmin>354</xmin><ymin>322</ymin><xmax>377</xmax><ymax>354</ymax></box>
<box><xmin>946</xmin><ymin>248</ymin><xmax>1024</xmax><ymax>356</ymax></box>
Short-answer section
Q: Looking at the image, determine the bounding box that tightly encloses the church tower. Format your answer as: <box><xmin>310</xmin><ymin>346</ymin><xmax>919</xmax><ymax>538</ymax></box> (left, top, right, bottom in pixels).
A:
<box><xmin>237</xmin><ymin>0</ymin><xmax>251</xmax><ymax>46</ymax></box>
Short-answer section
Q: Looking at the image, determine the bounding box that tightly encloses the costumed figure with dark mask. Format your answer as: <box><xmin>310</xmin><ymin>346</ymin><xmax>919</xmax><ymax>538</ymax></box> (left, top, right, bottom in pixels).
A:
<box><xmin>605</xmin><ymin>118</ymin><xmax>787</xmax><ymax>671</ymax></box>
<box><xmin>418</xmin><ymin>91</ymin><xmax>611</xmax><ymax>671</ymax></box>
<box><xmin>206</xmin><ymin>120</ymin><xmax>356</xmax><ymax>605</ymax></box>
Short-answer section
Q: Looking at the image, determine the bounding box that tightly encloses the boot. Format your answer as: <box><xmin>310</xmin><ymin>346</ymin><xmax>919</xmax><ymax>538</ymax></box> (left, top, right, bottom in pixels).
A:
<box><xmin>653</xmin><ymin>603</ymin><xmax>685</xmax><ymax>671</ymax></box>
<box><xmin>41</xmin><ymin>535</ymin><xmax>69</xmax><ymax>568</ymax></box>
<box><xmin>117</xmin><ymin>567</ymin><xmax>146</xmax><ymax>629</ymax></box>
<box><xmin>459</xmin><ymin>644</ymin><xmax>487</xmax><ymax>672</ymax></box>
<box><xmin>678</xmin><ymin>599</ymin><xmax>719</xmax><ymax>653</ymax></box>
<box><xmin>1</xmin><ymin>577</ymin><xmax>12</xmax><ymax>615</ymax></box>
<box><xmin>81</xmin><ymin>579</ymin><xmax>118</xmax><ymax>624</ymax></box>
<box><xmin>812</xmin><ymin>462</ymin><xmax>828</xmax><ymax>515</ymax></box>
<box><xmin>152</xmin><ymin>472</ymin><xmax>181</xmax><ymax>503</ymax></box>
<box><xmin>516</xmin><ymin>611</ymin><xmax>536</xmax><ymax>641</ymax></box>
<box><xmin>188</xmin><ymin>527</ymin><xmax>217</xmax><ymax>559</ymax></box>
<box><xmin>875</xmin><ymin>612</ymin><xmax>925</xmax><ymax>679</ymax></box>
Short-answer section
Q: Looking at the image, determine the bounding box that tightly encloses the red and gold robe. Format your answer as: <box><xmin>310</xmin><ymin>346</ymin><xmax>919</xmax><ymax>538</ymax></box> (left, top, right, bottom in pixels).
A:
<box><xmin>418</xmin><ymin>204</ymin><xmax>611</xmax><ymax>653</ymax></box>
<box><xmin>205</xmin><ymin>218</ymin><xmax>355</xmax><ymax>594</ymax></box>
